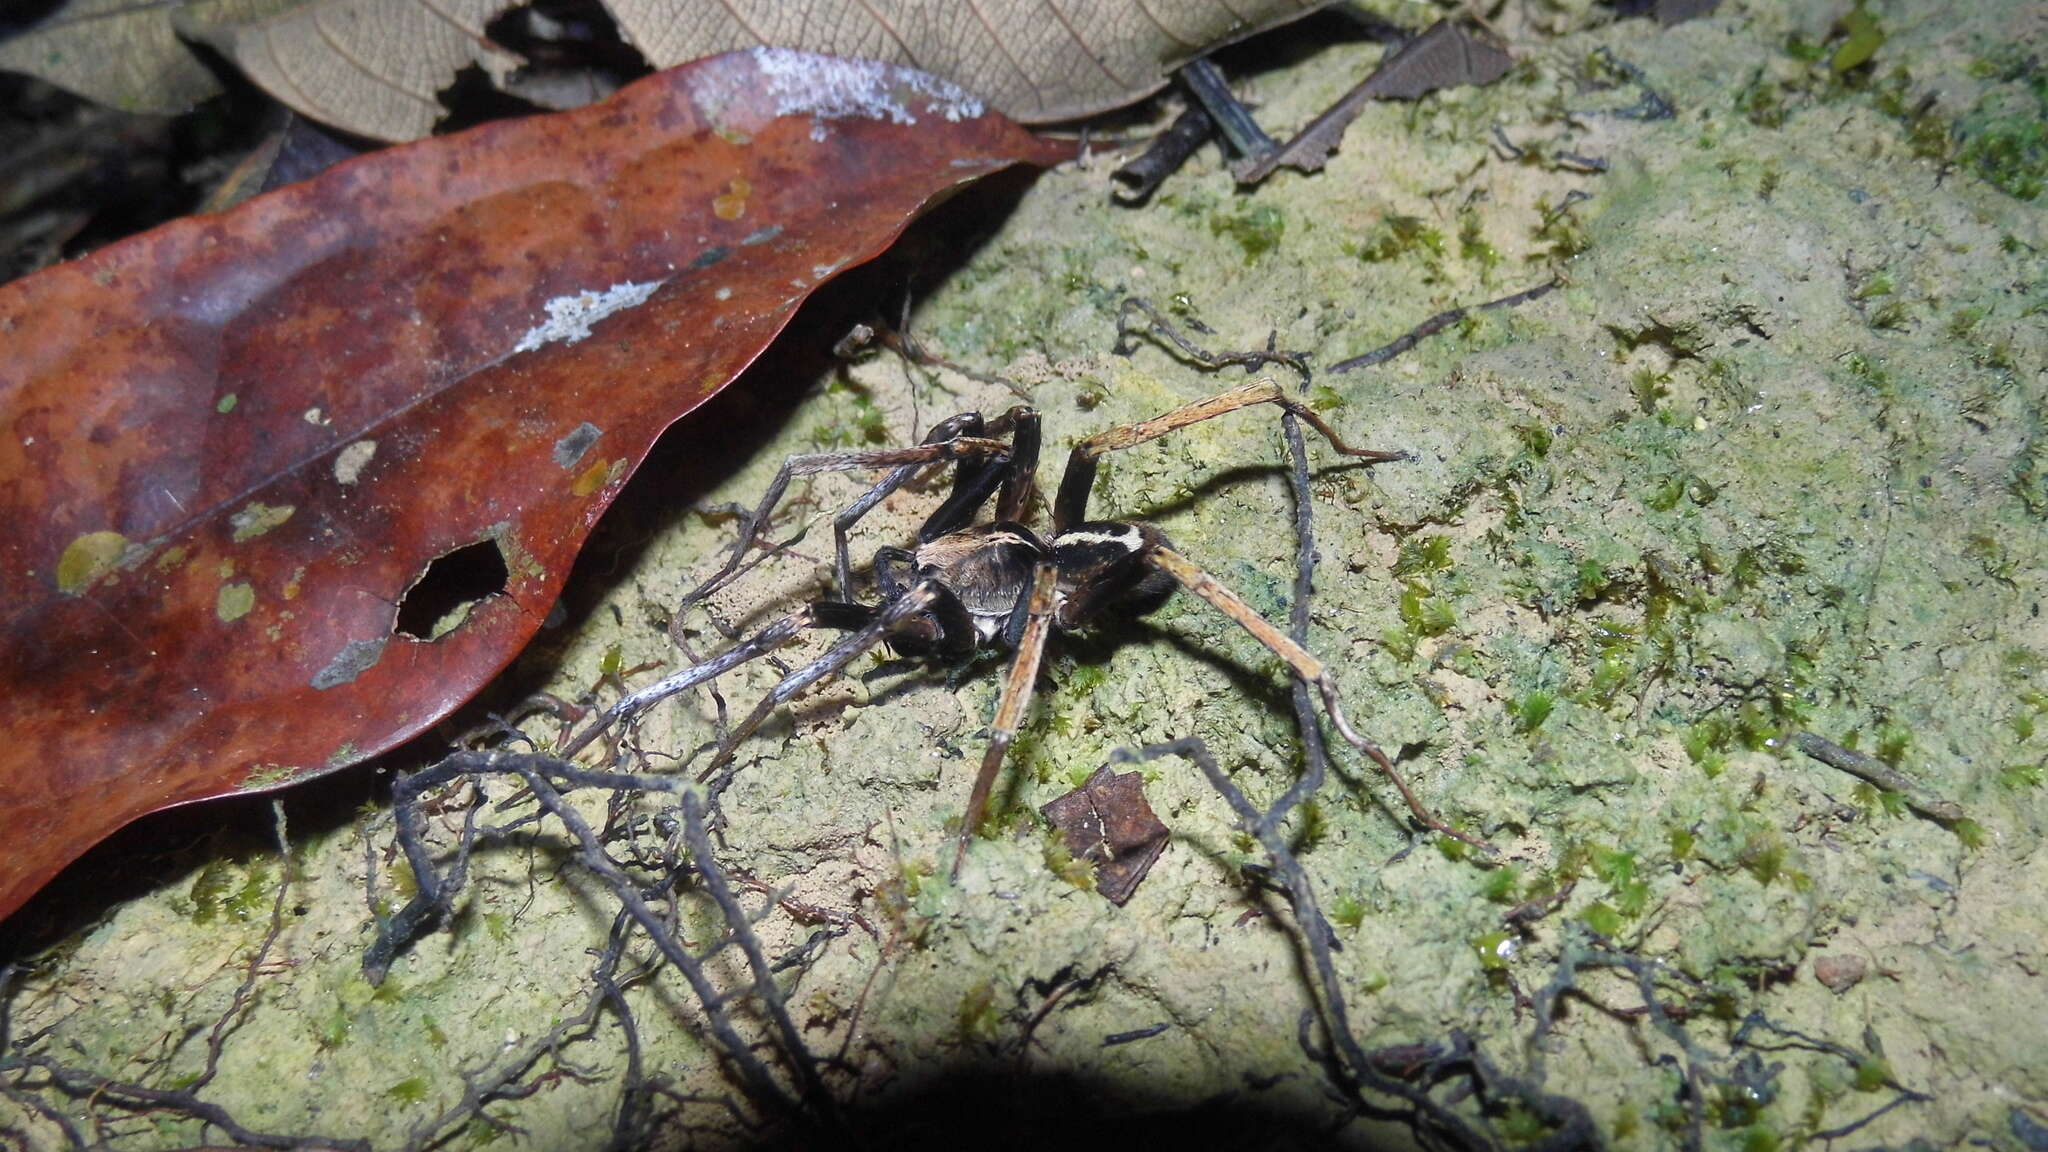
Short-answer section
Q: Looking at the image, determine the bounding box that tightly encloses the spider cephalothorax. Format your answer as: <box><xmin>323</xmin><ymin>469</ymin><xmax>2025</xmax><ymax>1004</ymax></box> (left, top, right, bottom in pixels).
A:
<box><xmin>595</xmin><ymin>379</ymin><xmax>1461</xmax><ymax>873</ymax></box>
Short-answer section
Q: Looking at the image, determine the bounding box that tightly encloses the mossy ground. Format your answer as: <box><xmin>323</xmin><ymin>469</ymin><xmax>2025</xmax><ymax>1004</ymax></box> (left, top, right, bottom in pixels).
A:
<box><xmin>6</xmin><ymin>1</ymin><xmax>2045</xmax><ymax>1148</ymax></box>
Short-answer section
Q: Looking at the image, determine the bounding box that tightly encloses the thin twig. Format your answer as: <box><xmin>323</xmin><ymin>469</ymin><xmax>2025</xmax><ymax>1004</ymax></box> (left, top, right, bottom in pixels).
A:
<box><xmin>1329</xmin><ymin>278</ymin><xmax>1560</xmax><ymax>374</ymax></box>
<box><xmin>1793</xmin><ymin>731</ymin><xmax>1965</xmax><ymax>824</ymax></box>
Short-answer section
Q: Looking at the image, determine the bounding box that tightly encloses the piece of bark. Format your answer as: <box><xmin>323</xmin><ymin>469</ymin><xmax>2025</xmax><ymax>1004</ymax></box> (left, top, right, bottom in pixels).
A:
<box><xmin>1236</xmin><ymin>20</ymin><xmax>1514</xmax><ymax>183</ymax></box>
<box><xmin>1042</xmin><ymin>765</ymin><xmax>1170</xmax><ymax>905</ymax></box>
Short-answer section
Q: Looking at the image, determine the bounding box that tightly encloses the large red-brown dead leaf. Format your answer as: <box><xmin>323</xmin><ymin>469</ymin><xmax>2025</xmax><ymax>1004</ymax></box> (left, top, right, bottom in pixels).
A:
<box><xmin>0</xmin><ymin>48</ymin><xmax>1068</xmax><ymax>923</ymax></box>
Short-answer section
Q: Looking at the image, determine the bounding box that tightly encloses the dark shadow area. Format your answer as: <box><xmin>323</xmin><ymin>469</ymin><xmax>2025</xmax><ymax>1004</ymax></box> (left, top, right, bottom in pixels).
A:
<box><xmin>747</xmin><ymin>1066</ymin><xmax>1393</xmax><ymax>1152</ymax></box>
<box><xmin>0</xmin><ymin>758</ymin><xmax>384</xmax><ymax>960</ymax></box>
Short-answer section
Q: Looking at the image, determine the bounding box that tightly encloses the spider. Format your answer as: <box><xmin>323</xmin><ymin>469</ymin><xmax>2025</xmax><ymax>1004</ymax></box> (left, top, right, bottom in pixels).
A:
<box><xmin>575</xmin><ymin>379</ymin><xmax>1460</xmax><ymax>872</ymax></box>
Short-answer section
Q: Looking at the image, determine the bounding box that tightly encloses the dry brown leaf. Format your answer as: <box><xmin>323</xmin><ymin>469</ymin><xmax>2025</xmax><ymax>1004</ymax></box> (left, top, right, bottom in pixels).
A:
<box><xmin>195</xmin><ymin>0</ymin><xmax>1325</xmax><ymax>141</ymax></box>
<box><xmin>612</xmin><ymin>0</ymin><xmax>1325</xmax><ymax>122</ymax></box>
<box><xmin>185</xmin><ymin>0</ymin><xmax>526</xmax><ymax>141</ymax></box>
<box><xmin>0</xmin><ymin>0</ymin><xmax>294</xmax><ymax>114</ymax></box>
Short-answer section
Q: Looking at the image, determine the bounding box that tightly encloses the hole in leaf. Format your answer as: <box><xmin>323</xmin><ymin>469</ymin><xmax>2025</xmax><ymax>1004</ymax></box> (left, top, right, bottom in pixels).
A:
<box><xmin>394</xmin><ymin>539</ymin><xmax>510</xmax><ymax>640</ymax></box>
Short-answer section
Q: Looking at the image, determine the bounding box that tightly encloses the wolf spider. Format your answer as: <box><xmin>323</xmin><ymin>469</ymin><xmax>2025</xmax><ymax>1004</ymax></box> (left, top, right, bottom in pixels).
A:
<box><xmin>581</xmin><ymin>379</ymin><xmax>1462</xmax><ymax>872</ymax></box>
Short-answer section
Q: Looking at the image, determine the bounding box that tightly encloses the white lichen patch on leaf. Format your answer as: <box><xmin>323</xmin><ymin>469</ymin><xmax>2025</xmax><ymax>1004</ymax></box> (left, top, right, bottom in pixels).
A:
<box><xmin>333</xmin><ymin>440</ymin><xmax>377</xmax><ymax>485</ymax></box>
<box><xmin>514</xmin><ymin>280</ymin><xmax>665</xmax><ymax>355</ymax></box>
<box><xmin>748</xmin><ymin>47</ymin><xmax>984</xmax><ymax>133</ymax></box>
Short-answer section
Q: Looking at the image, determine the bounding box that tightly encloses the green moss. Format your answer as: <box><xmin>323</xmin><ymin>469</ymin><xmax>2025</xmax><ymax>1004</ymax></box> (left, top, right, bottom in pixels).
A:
<box><xmin>188</xmin><ymin>859</ymin><xmax>275</xmax><ymax>926</ymax></box>
<box><xmin>1398</xmin><ymin>581</ymin><xmax>1456</xmax><ymax>638</ymax></box>
<box><xmin>1736</xmin><ymin>70</ymin><xmax>1792</xmax><ymax>129</ymax></box>
<box><xmin>1842</xmin><ymin>350</ymin><xmax>1897</xmax><ymax>399</ymax></box>
<box><xmin>1852</xmin><ymin>270</ymin><xmax>1895</xmax><ymax>301</ymax></box>
<box><xmin>1292</xmin><ymin>800</ymin><xmax>1330</xmax><ymax>853</ymax></box>
<box><xmin>1741</xmin><ymin>832</ymin><xmax>1790</xmax><ymax>887</ymax></box>
<box><xmin>1498</xmin><ymin>1102</ymin><xmax>1548</xmax><ymax>1143</ymax></box>
<box><xmin>1668</xmin><ymin>827</ymin><xmax>1696</xmax><ymax>861</ymax></box>
<box><xmin>1512</xmin><ymin>688</ymin><xmax>1556</xmax><ymax>733</ymax></box>
<box><xmin>1457</xmin><ymin>207</ymin><xmax>1501</xmax><ymax>272</ymax></box>
<box><xmin>1042</xmin><ymin>830</ymin><xmax>1095</xmax><ymax>892</ymax></box>
<box><xmin>1998</xmin><ymin>764</ymin><xmax>2043</xmax><ymax>789</ymax></box>
<box><xmin>1533</xmin><ymin>196</ymin><xmax>1590</xmax><ymax>259</ymax></box>
<box><xmin>1580</xmin><ymin>901</ymin><xmax>1623</xmax><ymax>937</ymax></box>
<box><xmin>1392</xmin><ymin>534</ymin><xmax>1454</xmax><ymax>577</ymax></box>
<box><xmin>1956</xmin><ymin>55</ymin><xmax>2048</xmax><ymax>200</ymax></box>
<box><xmin>1473</xmin><ymin>929</ymin><xmax>1514</xmax><ymax>971</ymax></box>
<box><xmin>313</xmin><ymin>1000</ymin><xmax>351</xmax><ymax>1050</ymax></box>
<box><xmin>386</xmin><ymin>1077</ymin><xmax>430</xmax><ymax>1104</ymax></box>
<box><xmin>1331</xmin><ymin>894</ymin><xmax>1366</xmax><ymax>931</ymax></box>
<box><xmin>955</xmin><ymin>983</ymin><xmax>1002</xmax><ymax>1043</ymax></box>
<box><xmin>1590</xmin><ymin>846</ymin><xmax>1635</xmax><ymax>889</ymax></box>
<box><xmin>1630</xmin><ymin>366</ymin><xmax>1670</xmax><ymax>413</ymax></box>
<box><xmin>1852</xmin><ymin>782</ymin><xmax>1908</xmax><ymax>819</ymax></box>
<box><xmin>1210</xmin><ymin>202</ymin><xmax>1286</xmax><ymax>263</ymax></box>
<box><xmin>1739</xmin><ymin>1123</ymin><xmax>1783</xmax><ymax>1152</ymax></box>
<box><xmin>1480</xmin><ymin>866</ymin><xmax>1520</xmax><ymax>904</ymax></box>
<box><xmin>1951</xmin><ymin>819</ymin><xmax>1987</xmax><ymax>849</ymax></box>
<box><xmin>1874</xmin><ymin>719</ymin><xmax>1912</xmax><ymax>765</ymax></box>
<box><xmin>1853</xmin><ymin>1057</ymin><xmax>1891</xmax><ymax>1092</ymax></box>
<box><xmin>1831</xmin><ymin>4</ymin><xmax>1885</xmax><ymax>73</ymax></box>
<box><xmin>811</xmin><ymin>379</ymin><xmax>890</xmax><ymax>448</ymax></box>
<box><xmin>1349</xmin><ymin>213</ymin><xmax>1444</xmax><ymax>265</ymax></box>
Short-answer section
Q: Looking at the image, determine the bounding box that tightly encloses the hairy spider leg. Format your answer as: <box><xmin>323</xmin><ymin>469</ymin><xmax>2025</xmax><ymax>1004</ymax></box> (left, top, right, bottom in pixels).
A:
<box><xmin>817</xmin><ymin>551</ymin><xmax>980</xmax><ymax>664</ymax></box>
<box><xmin>675</xmin><ymin>437</ymin><xmax>1014</xmax><ymax>621</ymax></box>
<box><xmin>695</xmin><ymin>581</ymin><xmax>946</xmax><ymax>790</ymax></box>
<box><xmin>1051</xmin><ymin>378</ymin><xmax>1405</xmax><ymax>531</ymax></box>
<box><xmin>917</xmin><ymin>407</ymin><xmax>1040</xmax><ymax>544</ymax></box>
<box><xmin>826</xmin><ymin>412</ymin><xmax>975</xmax><ymax>599</ymax></box>
<box><xmin>559</xmin><ymin>606</ymin><xmax>821</xmax><ymax>761</ymax></box>
<box><xmin>1143</xmin><ymin>545</ymin><xmax>1484</xmax><ymax>851</ymax></box>
<box><xmin>829</xmin><ymin>408</ymin><xmax>1028</xmax><ymax>600</ymax></box>
<box><xmin>953</xmin><ymin>563</ymin><xmax>1059</xmax><ymax>875</ymax></box>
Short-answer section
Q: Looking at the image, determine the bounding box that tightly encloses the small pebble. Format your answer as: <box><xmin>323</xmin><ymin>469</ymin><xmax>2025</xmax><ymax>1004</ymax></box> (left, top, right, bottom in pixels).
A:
<box><xmin>1813</xmin><ymin>954</ymin><xmax>1868</xmax><ymax>993</ymax></box>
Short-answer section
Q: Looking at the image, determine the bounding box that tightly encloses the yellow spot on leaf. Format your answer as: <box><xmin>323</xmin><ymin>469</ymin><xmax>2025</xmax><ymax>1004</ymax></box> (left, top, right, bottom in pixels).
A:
<box><xmin>230</xmin><ymin>502</ymin><xmax>295</xmax><ymax>542</ymax></box>
<box><xmin>713</xmin><ymin>178</ymin><xmax>750</xmax><ymax>221</ymax></box>
<box><xmin>154</xmin><ymin>544</ymin><xmax>189</xmax><ymax>572</ymax></box>
<box><xmin>216</xmin><ymin>581</ymin><xmax>255</xmax><ymax>622</ymax></box>
<box><xmin>573</xmin><ymin>459</ymin><xmax>611</xmax><ymax>497</ymax></box>
<box><xmin>216</xmin><ymin>393</ymin><xmax>237</xmax><ymax>414</ymax></box>
<box><xmin>283</xmin><ymin>565</ymin><xmax>305</xmax><ymax>600</ymax></box>
<box><xmin>56</xmin><ymin>531</ymin><xmax>128</xmax><ymax>595</ymax></box>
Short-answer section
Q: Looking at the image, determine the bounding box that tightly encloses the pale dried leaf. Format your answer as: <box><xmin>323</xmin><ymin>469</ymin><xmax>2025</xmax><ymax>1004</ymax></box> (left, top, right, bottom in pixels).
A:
<box><xmin>611</xmin><ymin>0</ymin><xmax>1326</xmax><ymax>124</ymax></box>
<box><xmin>0</xmin><ymin>0</ymin><xmax>294</xmax><ymax>114</ymax></box>
<box><xmin>194</xmin><ymin>0</ymin><xmax>1327</xmax><ymax>141</ymax></box>
<box><xmin>188</xmin><ymin>0</ymin><xmax>527</xmax><ymax>141</ymax></box>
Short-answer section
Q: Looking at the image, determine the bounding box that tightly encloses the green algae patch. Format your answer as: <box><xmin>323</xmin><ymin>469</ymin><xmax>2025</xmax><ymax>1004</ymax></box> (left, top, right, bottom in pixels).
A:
<box><xmin>229</xmin><ymin>502</ymin><xmax>295</xmax><ymax>542</ymax></box>
<box><xmin>55</xmin><ymin>530</ymin><xmax>128</xmax><ymax>595</ymax></box>
<box><xmin>238</xmin><ymin>762</ymin><xmax>301</xmax><ymax>791</ymax></box>
<box><xmin>215</xmin><ymin>580</ymin><xmax>255</xmax><ymax>622</ymax></box>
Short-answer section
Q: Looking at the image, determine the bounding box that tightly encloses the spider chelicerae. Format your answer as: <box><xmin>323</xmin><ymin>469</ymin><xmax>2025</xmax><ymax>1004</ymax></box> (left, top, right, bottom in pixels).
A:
<box><xmin>575</xmin><ymin>378</ymin><xmax>1457</xmax><ymax>872</ymax></box>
